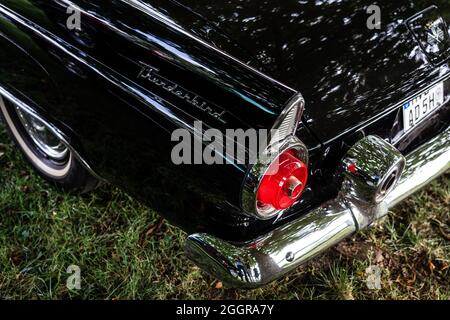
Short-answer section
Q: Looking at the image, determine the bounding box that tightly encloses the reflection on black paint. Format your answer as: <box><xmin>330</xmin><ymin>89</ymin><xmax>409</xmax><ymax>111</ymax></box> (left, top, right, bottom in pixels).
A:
<box><xmin>0</xmin><ymin>0</ymin><xmax>449</xmax><ymax>241</ymax></box>
<box><xmin>180</xmin><ymin>0</ymin><xmax>450</xmax><ymax>143</ymax></box>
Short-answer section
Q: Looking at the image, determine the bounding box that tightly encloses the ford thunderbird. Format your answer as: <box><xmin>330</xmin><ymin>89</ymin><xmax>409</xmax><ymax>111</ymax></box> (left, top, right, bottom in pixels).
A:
<box><xmin>0</xmin><ymin>0</ymin><xmax>449</xmax><ymax>288</ymax></box>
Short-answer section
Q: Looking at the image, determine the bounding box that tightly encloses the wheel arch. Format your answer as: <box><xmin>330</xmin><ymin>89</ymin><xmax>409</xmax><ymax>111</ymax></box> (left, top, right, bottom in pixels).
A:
<box><xmin>0</xmin><ymin>29</ymin><xmax>103</xmax><ymax>181</ymax></box>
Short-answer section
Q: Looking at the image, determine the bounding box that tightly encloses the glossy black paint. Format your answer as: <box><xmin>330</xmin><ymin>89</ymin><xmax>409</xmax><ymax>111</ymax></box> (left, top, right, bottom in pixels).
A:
<box><xmin>0</xmin><ymin>0</ymin><xmax>305</xmax><ymax>240</ymax></box>
<box><xmin>178</xmin><ymin>0</ymin><xmax>450</xmax><ymax>144</ymax></box>
<box><xmin>0</xmin><ymin>0</ymin><xmax>449</xmax><ymax>241</ymax></box>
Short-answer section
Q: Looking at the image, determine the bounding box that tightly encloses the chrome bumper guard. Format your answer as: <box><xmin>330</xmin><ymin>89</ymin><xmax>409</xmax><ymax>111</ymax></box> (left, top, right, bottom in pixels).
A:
<box><xmin>185</xmin><ymin>127</ymin><xmax>450</xmax><ymax>288</ymax></box>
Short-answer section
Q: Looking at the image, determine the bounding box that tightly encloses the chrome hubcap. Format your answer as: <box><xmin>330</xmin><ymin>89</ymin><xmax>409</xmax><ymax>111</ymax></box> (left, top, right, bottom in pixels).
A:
<box><xmin>15</xmin><ymin>106</ymin><xmax>69</xmax><ymax>161</ymax></box>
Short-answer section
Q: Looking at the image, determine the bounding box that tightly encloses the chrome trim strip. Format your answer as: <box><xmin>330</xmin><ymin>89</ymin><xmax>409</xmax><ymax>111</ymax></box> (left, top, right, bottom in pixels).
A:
<box><xmin>186</xmin><ymin>127</ymin><xmax>450</xmax><ymax>288</ymax></box>
<box><xmin>119</xmin><ymin>0</ymin><xmax>296</xmax><ymax>92</ymax></box>
<box><xmin>0</xmin><ymin>86</ymin><xmax>104</xmax><ymax>182</ymax></box>
<box><xmin>0</xmin><ymin>4</ymin><xmax>198</xmax><ymax>133</ymax></box>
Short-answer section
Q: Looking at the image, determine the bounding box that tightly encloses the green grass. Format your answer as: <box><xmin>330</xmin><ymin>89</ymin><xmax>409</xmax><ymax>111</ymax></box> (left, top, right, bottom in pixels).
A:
<box><xmin>0</xmin><ymin>125</ymin><xmax>449</xmax><ymax>300</ymax></box>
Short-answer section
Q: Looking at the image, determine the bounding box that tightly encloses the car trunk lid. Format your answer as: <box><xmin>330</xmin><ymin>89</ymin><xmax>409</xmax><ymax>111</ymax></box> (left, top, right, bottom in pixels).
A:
<box><xmin>174</xmin><ymin>0</ymin><xmax>450</xmax><ymax>144</ymax></box>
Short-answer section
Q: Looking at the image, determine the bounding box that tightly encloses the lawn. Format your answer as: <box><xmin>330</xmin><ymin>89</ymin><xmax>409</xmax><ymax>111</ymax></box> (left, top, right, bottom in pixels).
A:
<box><xmin>0</xmin><ymin>125</ymin><xmax>449</xmax><ymax>300</ymax></box>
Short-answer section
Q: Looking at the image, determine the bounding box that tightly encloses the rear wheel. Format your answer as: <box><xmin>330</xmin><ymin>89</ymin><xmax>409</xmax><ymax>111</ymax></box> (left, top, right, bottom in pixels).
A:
<box><xmin>0</xmin><ymin>96</ymin><xmax>98</xmax><ymax>193</ymax></box>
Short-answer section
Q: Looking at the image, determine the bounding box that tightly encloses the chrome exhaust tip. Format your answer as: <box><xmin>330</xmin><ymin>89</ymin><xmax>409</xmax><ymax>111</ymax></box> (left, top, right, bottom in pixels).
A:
<box><xmin>342</xmin><ymin>135</ymin><xmax>406</xmax><ymax>228</ymax></box>
<box><xmin>378</xmin><ymin>167</ymin><xmax>400</xmax><ymax>200</ymax></box>
<box><xmin>343</xmin><ymin>135</ymin><xmax>406</xmax><ymax>204</ymax></box>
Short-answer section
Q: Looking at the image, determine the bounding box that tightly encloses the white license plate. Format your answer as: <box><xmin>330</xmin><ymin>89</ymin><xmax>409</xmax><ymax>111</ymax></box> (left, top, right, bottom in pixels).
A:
<box><xmin>403</xmin><ymin>82</ymin><xmax>445</xmax><ymax>133</ymax></box>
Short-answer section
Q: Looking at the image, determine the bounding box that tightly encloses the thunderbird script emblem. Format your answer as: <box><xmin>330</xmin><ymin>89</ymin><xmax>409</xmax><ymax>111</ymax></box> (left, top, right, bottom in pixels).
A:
<box><xmin>407</xmin><ymin>6</ymin><xmax>450</xmax><ymax>65</ymax></box>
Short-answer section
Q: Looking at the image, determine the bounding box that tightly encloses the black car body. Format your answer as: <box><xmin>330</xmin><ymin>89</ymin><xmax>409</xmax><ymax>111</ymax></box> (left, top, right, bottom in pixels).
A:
<box><xmin>0</xmin><ymin>0</ymin><xmax>449</xmax><ymax>288</ymax></box>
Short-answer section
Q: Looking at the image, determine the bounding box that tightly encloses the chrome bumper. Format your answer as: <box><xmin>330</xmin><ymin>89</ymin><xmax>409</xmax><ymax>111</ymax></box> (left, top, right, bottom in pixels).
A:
<box><xmin>185</xmin><ymin>127</ymin><xmax>450</xmax><ymax>288</ymax></box>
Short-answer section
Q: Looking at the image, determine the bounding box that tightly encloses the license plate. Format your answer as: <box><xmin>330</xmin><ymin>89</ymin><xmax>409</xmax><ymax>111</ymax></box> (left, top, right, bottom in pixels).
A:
<box><xmin>403</xmin><ymin>82</ymin><xmax>445</xmax><ymax>133</ymax></box>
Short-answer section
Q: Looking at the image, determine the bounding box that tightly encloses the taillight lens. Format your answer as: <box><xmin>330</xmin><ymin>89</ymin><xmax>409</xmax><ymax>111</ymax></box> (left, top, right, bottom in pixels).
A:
<box><xmin>257</xmin><ymin>149</ymin><xmax>308</xmax><ymax>212</ymax></box>
<box><xmin>241</xmin><ymin>94</ymin><xmax>309</xmax><ymax>220</ymax></box>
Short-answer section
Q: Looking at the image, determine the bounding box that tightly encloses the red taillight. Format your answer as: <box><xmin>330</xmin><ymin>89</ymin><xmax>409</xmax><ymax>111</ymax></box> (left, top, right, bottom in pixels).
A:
<box><xmin>257</xmin><ymin>149</ymin><xmax>308</xmax><ymax>211</ymax></box>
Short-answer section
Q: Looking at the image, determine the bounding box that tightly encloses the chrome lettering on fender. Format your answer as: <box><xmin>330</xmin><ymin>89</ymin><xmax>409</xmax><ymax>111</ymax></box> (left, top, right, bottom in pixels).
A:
<box><xmin>138</xmin><ymin>63</ymin><xmax>227</xmax><ymax>124</ymax></box>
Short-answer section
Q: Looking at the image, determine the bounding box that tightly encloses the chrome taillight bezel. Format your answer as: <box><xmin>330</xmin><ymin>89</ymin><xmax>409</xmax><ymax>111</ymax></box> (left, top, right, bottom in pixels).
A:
<box><xmin>241</xmin><ymin>94</ymin><xmax>309</xmax><ymax>220</ymax></box>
